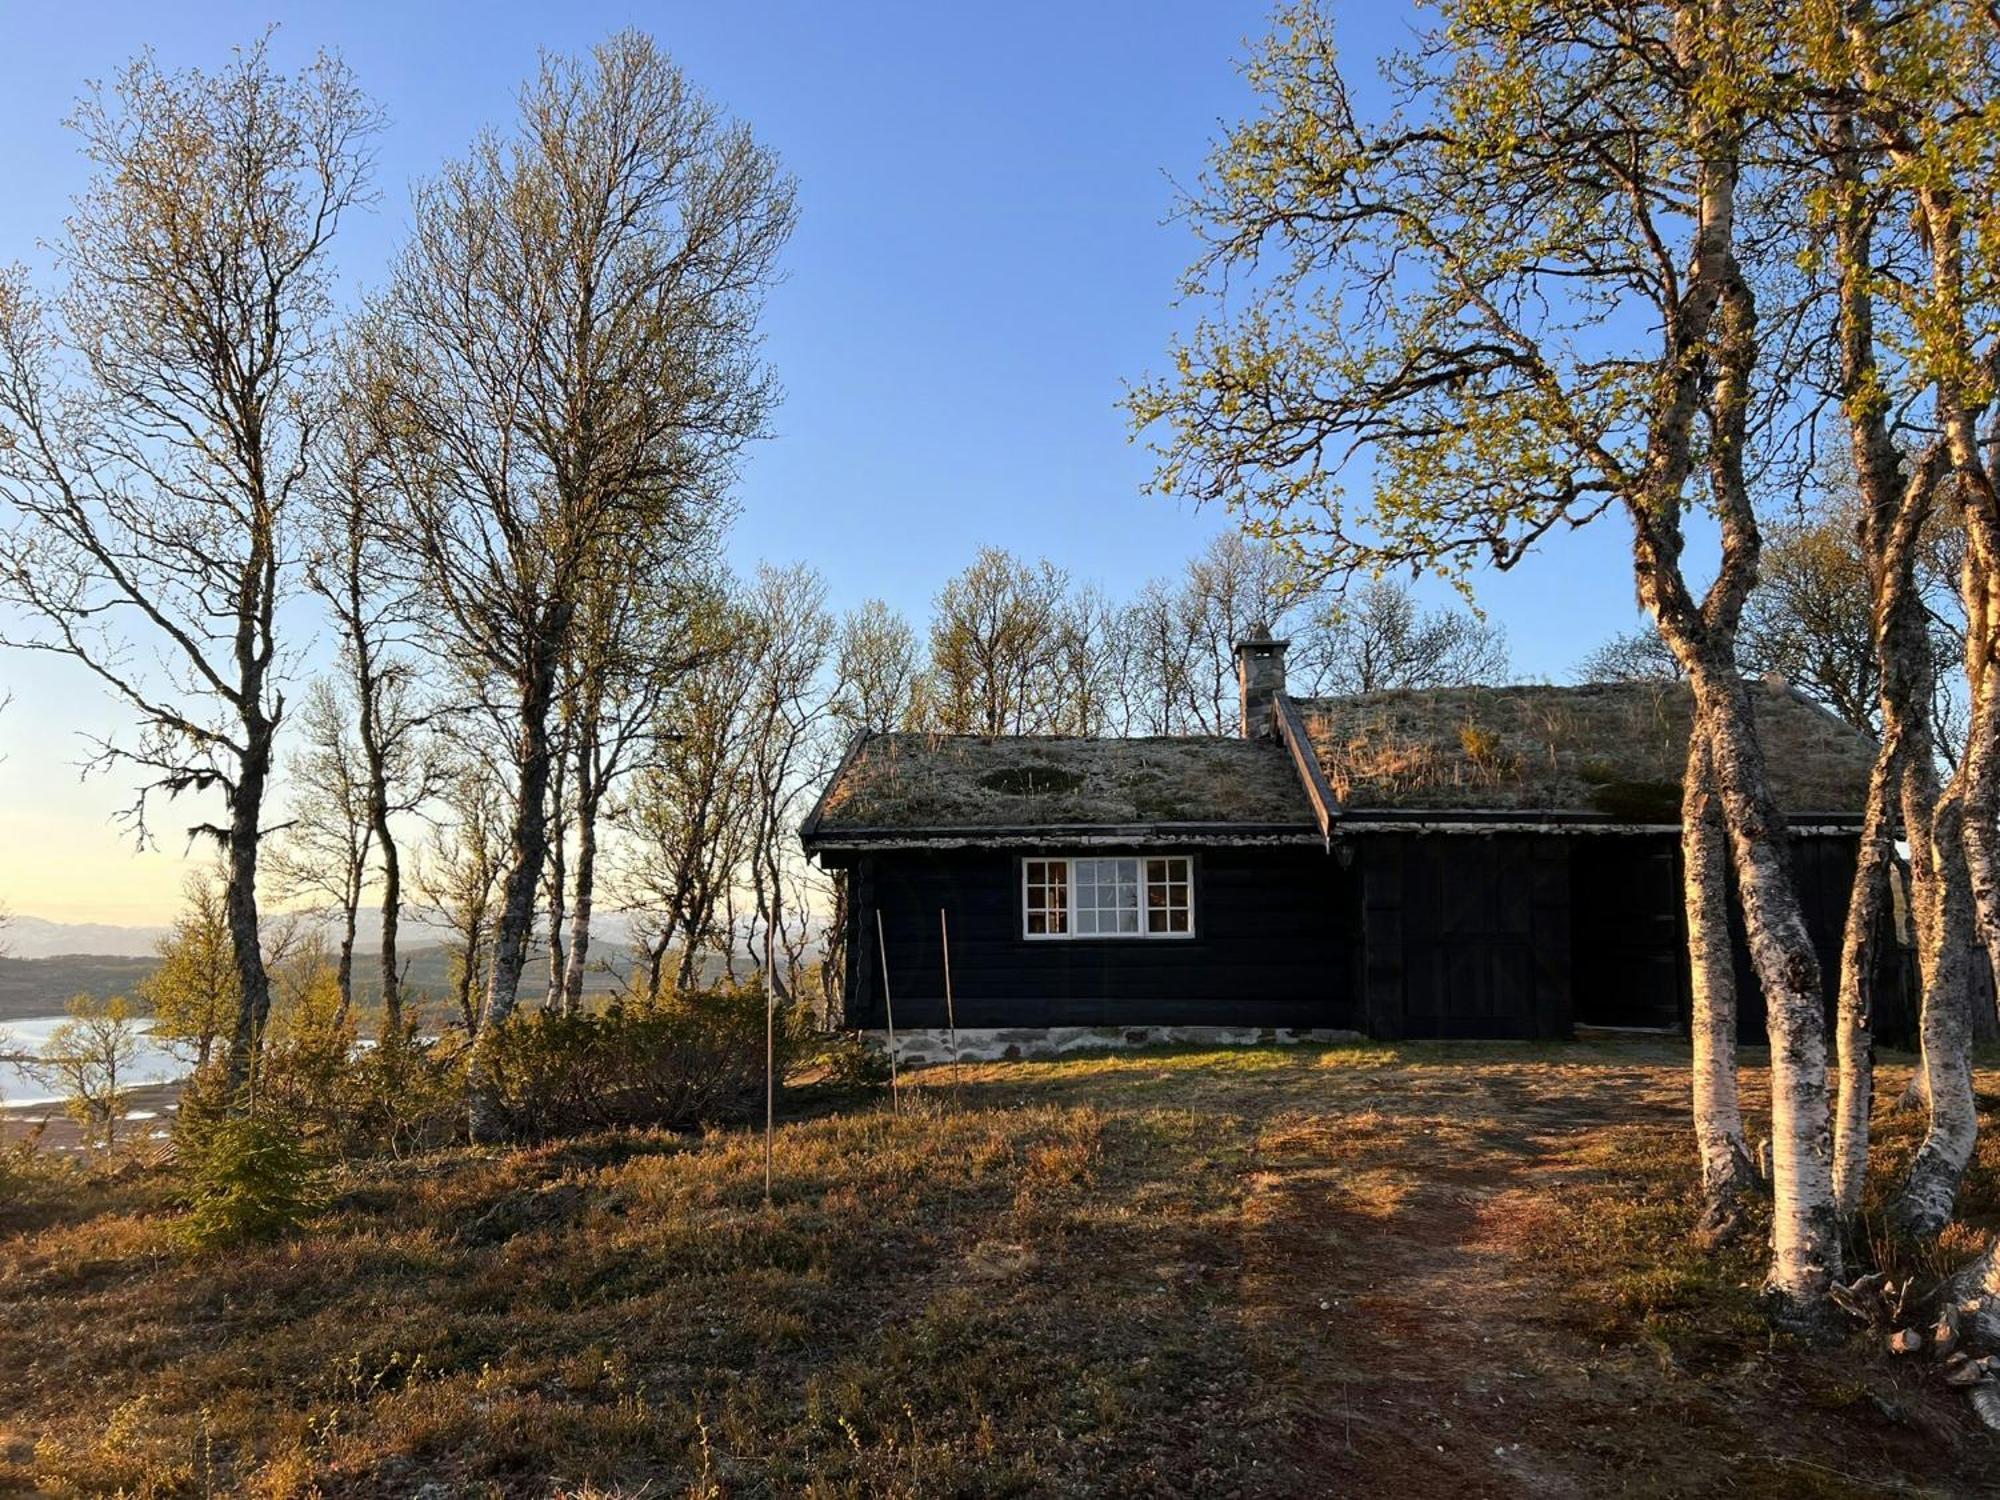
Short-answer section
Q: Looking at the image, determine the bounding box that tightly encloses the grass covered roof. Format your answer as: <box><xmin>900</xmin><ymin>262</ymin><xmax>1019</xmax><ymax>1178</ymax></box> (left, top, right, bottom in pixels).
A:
<box><xmin>803</xmin><ymin>680</ymin><xmax>1877</xmax><ymax>842</ymax></box>
<box><xmin>1297</xmin><ymin>680</ymin><xmax>1876</xmax><ymax>817</ymax></box>
<box><xmin>806</xmin><ymin>733</ymin><xmax>1315</xmax><ymax>836</ymax></box>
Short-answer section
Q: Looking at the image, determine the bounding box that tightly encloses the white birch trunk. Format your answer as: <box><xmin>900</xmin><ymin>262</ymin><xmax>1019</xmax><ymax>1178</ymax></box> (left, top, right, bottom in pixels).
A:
<box><xmin>1691</xmin><ymin>669</ymin><xmax>1842</xmax><ymax>1313</ymax></box>
<box><xmin>1889</xmin><ymin>776</ymin><xmax>1982</xmax><ymax>1236</ymax></box>
<box><xmin>1684</xmin><ymin>730</ymin><xmax>1759</xmax><ymax>1239</ymax></box>
<box><xmin>1831</xmin><ymin>748</ymin><xmax>1897</xmax><ymax>1218</ymax></box>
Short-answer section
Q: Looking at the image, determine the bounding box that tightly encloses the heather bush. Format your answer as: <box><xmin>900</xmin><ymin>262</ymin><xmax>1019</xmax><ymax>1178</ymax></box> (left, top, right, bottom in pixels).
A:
<box><xmin>481</xmin><ymin>983</ymin><xmax>809</xmax><ymax>1139</ymax></box>
<box><xmin>333</xmin><ymin>1028</ymin><xmax>470</xmax><ymax>1157</ymax></box>
<box><xmin>0</xmin><ymin>1129</ymin><xmax>80</xmax><ymax>1224</ymax></box>
<box><xmin>175</xmin><ymin>1028</ymin><xmax>469</xmax><ymax>1164</ymax></box>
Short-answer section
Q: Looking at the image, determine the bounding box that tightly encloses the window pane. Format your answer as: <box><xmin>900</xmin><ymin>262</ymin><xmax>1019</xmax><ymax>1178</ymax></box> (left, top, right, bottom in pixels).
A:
<box><xmin>1025</xmin><ymin>859</ymin><xmax>1069</xmax><ymax>935</ymax></box>
<box><xmin>1141</xmin><ymin>857</ymin><xmax>1191</xmax><ymax>937</ymax></box>
<box><xmin>1028</xmin><ymin>856</ymin><xmax>1196</xmax><ymax>940</ymax></box>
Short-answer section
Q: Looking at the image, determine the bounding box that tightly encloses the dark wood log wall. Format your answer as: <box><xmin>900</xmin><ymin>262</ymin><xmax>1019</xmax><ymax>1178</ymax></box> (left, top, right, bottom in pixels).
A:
<box><xmin>1360</xmin><ymin>833</ymin><xmax>1572</xmax><ymax>1040</ymax></box>
<box><xmin>1561</xmin><ymin>831</ymin><xmax>1908</xmax><ymax>1046</ymax></box>
<box><xmin>831</xmin><ymin>827</ymin><xmax>1915</xmax><ymax>1046</ymax></box>
<box><xmin>1726</xmin><ymin>833</ymin><xmax>1914</xmax><ymax>1048</ymax></box>
<box><xmin>839</xmin><ymin>846</ymin><xmax>1360</xmax><ymax>1031</ymax></box>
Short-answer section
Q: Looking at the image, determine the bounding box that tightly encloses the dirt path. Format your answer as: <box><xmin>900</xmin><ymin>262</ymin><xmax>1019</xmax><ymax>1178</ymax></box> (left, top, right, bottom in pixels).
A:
<box><xmin>1231</xmin><ymin>1050</ymin><xmax>1990</xmax><ymax>1499</ymax></box>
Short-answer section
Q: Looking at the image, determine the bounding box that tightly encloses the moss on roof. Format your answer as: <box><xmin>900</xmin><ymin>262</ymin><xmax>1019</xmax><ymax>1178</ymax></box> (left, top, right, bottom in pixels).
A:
<box><xmin>1297</xmin><ymin>680</ymin><xmax>1875</xmax><ymax>815</ymax></box>
<box><xmin>810</xmin><ymin>733</ymin><xmax>1315</xmax><ymax>833</ymax></box>
<box><xmin>803</xmin><ymin>682</ymin><xmax>1877</xmax><ymax>840</ymax></box>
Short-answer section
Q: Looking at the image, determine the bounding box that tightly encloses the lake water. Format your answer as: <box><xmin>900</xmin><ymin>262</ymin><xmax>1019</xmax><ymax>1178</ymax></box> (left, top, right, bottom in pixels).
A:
<box><xmin>0</xmin><ymin>1015</ymin><xmax>187</xmax><ymax>1109</ymax></box>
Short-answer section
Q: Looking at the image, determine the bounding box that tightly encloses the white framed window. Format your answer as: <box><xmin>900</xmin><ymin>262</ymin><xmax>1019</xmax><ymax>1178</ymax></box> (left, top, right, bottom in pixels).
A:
<box><xmin>1022</xmin><ymin>856</ymin><xmax>1194</xmax><ymax>940</ymax></box>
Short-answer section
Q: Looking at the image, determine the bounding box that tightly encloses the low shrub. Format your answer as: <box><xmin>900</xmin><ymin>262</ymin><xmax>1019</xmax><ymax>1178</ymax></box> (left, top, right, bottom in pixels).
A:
<box><xmin>0</xmin><ymin>1128</ymin><xmax>81</xmax><ymax>1224</ymax></box>
<box><xmin>176</xmin><ymin>1111</ymin><xmax>324</xmax><ymax>1250</ymax></box>
<box><xmin>253</xmin><ymin>972</ymin><xmax>356</xmax><ymax>1136</ymax></box>
<box><xmin>181</xmin><ymin>1025</ymin><xmax>469</xmax><ymax>1158</ymax></box>
<box><xmin>481</xmin><ymin>984</ymin><xmax>809</xmax><ymax>1139</ymax></box>
<box><xmin>334</xmin><ymin>1030</ymin><xmax>470</xmax><ymax>1157</ymax></box>
<box><xmin>821</xmin><ymin>1029</ymin><xmax>894</xmax><ymax>1089</ymax></box>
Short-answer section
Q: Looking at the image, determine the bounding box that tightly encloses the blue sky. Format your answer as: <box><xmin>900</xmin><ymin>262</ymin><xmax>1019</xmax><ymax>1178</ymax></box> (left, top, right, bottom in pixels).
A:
<box><xmin>0</xmin><ymin>0</ymin><xmax>1653</xmax><ymax>923</ymax></box>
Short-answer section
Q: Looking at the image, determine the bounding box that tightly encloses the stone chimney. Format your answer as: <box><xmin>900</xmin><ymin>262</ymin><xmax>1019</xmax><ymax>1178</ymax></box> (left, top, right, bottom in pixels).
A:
<box><xmin>1234</xmin><ymin>622</ymin><xmax>1289</xmax><ymax>739</ymax></box>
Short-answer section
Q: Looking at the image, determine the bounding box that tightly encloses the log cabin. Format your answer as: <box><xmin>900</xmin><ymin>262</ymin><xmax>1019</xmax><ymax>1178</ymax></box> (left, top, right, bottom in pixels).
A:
<box><xmin>799</xmin><ymin>627</ymin><xmax>1905</xmax><ymax>1062</ymax></box>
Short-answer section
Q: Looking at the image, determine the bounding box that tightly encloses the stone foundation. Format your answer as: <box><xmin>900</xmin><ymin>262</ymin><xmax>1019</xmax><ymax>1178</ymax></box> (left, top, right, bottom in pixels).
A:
<box><xmin>867</xmin><ymin>1024</ymin><xmax>1364</xmax><ymax>1067</ymax></box>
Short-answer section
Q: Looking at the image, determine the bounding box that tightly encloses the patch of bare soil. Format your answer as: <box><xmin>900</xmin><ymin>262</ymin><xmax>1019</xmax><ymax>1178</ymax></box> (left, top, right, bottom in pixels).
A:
<box><xmin>1230</xmin><ymin>1049</ymin><xmax>2000</xmax><ymax>1499</ymax></box>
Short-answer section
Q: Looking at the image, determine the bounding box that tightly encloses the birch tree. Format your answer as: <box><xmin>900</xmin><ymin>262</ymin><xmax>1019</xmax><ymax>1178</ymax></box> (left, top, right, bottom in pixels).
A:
<box><xmin>304</xmin><ymin>385</ymin><xmax>443</xmax><ymax>1039</ymax></box>
<box><xmin>616</xmin><ymin>601</ymin><xmax>758</xmax><ymax>997</ymax></box>
<box><xmin>1802</xmin><ymin>0</ymin><xmax>2000</xmax><ymax>1238</ymax></box>
<box><xmin>549</xmin><ymin>559</ymin><xmax>716</xmax><ymax>1012</ymax></box>
<box><xmin>28</xmin><ymin>996</ymin><xmax>140</xmax><ymax>1152</ymax></box>
<box><xmin>833</xmin><ymin>599</ymin><xmax>921</xmax><ymax>733</ymax></box>
<box><xmin>923</xmin><ymin>549</ymin><xmax>1073</xmax><ymax>735</ymax></box>
<box><xmin>1290</xmin><ymin>580</ymin><xmax>1509</xmax><ymax>698</ymax></box>
<box><xmin>140</xmin><ymin>869</ymin><xmax>239</xmax><ymax>1071</ymax></box>
<box><xmin>364</xmin><ymin>32</ymin><xmax>794</xmax><ymax>1136</ymax></box>
<box><xmin>1137</xmin><ymin>532</ymin><xmax>1300</xmax><ymax>734</ymax></box>
<box><xmin>0</xmin><ymin>41</ymin><xmax>378</xmax><ymax>1097</ymax></box>
<box><xmin>739</xmin><ymin>563</ymin><xmax>836</xmax><ymax>999</ymax></box>
<box><xmin>1131</xmin><ymin>0</ymin><xmax>1844</xmax><ymax>1318</ymax></box>
<box><xmin>414</xmin><ymin>761</ymin><xmax>511</xmax><ymax>1034</ymax></box>
<box><xmin>267</xmin><ymin>678</ymin><xmax>374</xmax><ymax>1016</ymax></box>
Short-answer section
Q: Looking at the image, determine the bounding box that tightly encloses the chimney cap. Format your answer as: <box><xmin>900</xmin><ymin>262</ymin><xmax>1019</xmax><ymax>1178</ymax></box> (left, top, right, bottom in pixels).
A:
<box><xmin>1235</xmin><ymin>620</ymin><xmax>1290</xmax><ymax>652</ymax></box>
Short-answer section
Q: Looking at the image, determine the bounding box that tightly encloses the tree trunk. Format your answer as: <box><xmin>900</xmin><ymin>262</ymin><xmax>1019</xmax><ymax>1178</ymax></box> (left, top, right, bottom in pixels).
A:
<box><xmin>562</xmin><ymin>817</ymin><xmax>597</xmax><ymax>1013</ymax></box>
<box><xmin>468</xmin><ymin>646</ymin><xmax>560</xmax><ymax>1141</ymax></box>
<box><xmin>1877</xmin><ymin>512</ymin><xmax>1978</xmax><ymax>1233</ymax></box>
<box><xmin>1958</xmin><ymin>555</ymin><xmax>2000</xmax><ymax>1026</ymax></box>
<box><xmin>1891</xmin><ymin>775</ymin><xmax>1982</xmax><ymax>1235</ymax></box>
<box><xmin>543</xmin><ymin>747</ymin><xmax>568</xmax><ymax>1013</ymax></box>
<box><xmin>1684</xmin><ymin>731</ymin><xmax>1759</xmax><ymax>1240</ymax></box>
<box><xmin>335</xmin><ymin>896</ymin><xmax>358</xmax><ymax>1026</ymax></box>
<box><xmin>222</xmin><ymin>720</ymin><xmax>277</xmax><ymax>1102</ymax></box>
<box><xmin>1831</xmin><ymin>744</ymin><xmax>1898</xmax><ymax>1218</ymax></box>
<box><xmin>562</xmin><ymin>751</ymin><xmax>602</xmax><ymax>1014</ymax></box>
<box><xmin>375</xmin><ymin>798</ymin><xmax>404</xmax><ymax>1040</ymax></box>
<box><xmin>1689</xmin><ymin>665</ymin><xmax>1842</xmax><ymax>1316</ymax></box>
<box><xmin>454</xmin><ymin>925</ymin><xmax>482</xmax><ymax>1034</ymax></box>
<box><xmin>644</xmin><ymin>927</ymin><xmax>670</xmax><ymax>1002</ymax></box>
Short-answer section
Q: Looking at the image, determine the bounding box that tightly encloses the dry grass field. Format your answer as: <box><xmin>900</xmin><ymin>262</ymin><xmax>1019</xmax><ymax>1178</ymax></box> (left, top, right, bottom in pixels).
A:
<box><xmin>5</xmin><ymin>1040</ymin><xmax>2000</xmax><ymax>1498</ymax></box>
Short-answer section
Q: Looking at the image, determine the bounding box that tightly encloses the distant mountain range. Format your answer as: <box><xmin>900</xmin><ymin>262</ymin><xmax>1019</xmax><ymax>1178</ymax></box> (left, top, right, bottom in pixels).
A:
<box><xmin>2</xmin><ymin>909</ymin><xmax>640</xmax><ymax>962</ymax></box>
<box><xmin>0</xmin><ymin>940</ymin><xmax>720</xmax><ymax>1025</ymax></box>
<box><xmin>1</xmin><ymin>916</ymin><xmax>169</xmax><ymax>960</ymax></box>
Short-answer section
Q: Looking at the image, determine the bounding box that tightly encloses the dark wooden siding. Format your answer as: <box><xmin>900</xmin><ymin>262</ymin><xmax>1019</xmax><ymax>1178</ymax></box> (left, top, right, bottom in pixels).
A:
<box><xmin>1361</xmin><ymin>833</ymin><xmax>1571</xmax><ymax>1040</ymax></box>
<box><xmin>1568</xmin><ymin>830</ymin><xmax>1912</xmax><ymax>1046</ymax></box>
<box><xmin>828</xmin><ymin>826</ymin><xmax>1919</xmax><ymax>1046</ymax></box>
<box><xmin>1571</xmin><ymin>836</ymin><xmax>1685</xmax><ymax>1030</ymax></box>
<box><xmin>1729</xmin><ymin>833</ymin><xmax>1911</xmax><ymax>1047</ymax></box>
<box><xmin>841</xmin><ymin>846</ymin><xmax>1359</xmax><ymax>1031</ymax></box>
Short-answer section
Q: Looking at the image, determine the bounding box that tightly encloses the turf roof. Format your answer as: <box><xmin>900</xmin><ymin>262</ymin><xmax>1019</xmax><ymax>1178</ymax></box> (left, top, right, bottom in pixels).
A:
<box><xmin>803</xmin><ymin>680</ymin><xmax>1878</xmax><ymax>840</ymax></box>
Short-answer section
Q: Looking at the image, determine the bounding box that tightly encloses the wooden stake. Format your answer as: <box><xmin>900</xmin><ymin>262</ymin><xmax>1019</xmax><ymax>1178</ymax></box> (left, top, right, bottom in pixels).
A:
<box><xmin>939</xmin><ymin>907</ymin><xmax>961</xmax><ymax>1104</ymax></box>
<box><xmin>874</xmin><ymin>908</ymin><xmax>901</xmax><ymax>1114</ymax></box>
